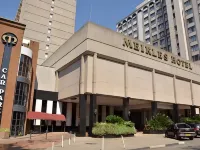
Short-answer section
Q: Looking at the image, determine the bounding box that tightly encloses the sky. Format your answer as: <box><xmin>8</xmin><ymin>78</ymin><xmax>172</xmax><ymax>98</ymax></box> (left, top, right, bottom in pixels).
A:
<box><xmin>0</xmin><ymin>0</ymin><xmax>143</xmax><ymax>31</ymax></box>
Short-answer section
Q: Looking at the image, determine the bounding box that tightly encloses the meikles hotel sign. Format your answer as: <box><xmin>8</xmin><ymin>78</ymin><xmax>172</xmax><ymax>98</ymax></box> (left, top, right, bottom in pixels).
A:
<box><xmin>123</xmin><ymin>38</ymin><xmax>192</xmax><ymax>70</ymax></box>
<box><xmin>0</xmin><ymin>33</ymin><xmax>18</xmax><ymax>124</ymax></box>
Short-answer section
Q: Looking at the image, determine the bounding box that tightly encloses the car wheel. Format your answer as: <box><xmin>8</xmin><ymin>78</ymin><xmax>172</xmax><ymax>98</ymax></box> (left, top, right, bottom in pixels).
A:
<box><xmin>189</xmin><ymin>137</ymin><xmax>194</xmax><ymax>140</ymax></box>
<box><xmin>175</xmin><ymin>134</ymin><xmax>180</xmax><ymax>140</ymax></box>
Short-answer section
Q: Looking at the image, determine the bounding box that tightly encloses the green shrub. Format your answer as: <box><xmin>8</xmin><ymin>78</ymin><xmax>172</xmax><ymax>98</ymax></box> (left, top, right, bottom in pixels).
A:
<box><xmin>106</xmin><ymin>115</ymin><xmax>124</xmax><ymax>124</ymax></box>
<box><xmin>123</xmin><ymin>121</ymin><xmax>135</xmax><ymax>127</ymax></box>
<box><xmin>92</xmin><ymin>122</ymin><xmax>136</xmax><ymax>136</ymax></box>
<box><xmin>144</xmin><ymin>113</ymin><xmax>173</xmax><ymax>131</ymax></box>
<box><xmin>181</xmin><ymin>117</ymin><xmax>200</xmax><ymax>124</ymax></box>
<box><xmin>0</xmin><ymin>128</ymin><xmax>10</xmax><ymax>132</ymax></box>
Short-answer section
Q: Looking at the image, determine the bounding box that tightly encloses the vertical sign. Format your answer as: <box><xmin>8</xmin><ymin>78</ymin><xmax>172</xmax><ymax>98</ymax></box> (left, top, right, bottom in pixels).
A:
<box><xmin>0</xmin><ymin>33</ymin><xmax>18</xmax><ymax>125</ymax></box>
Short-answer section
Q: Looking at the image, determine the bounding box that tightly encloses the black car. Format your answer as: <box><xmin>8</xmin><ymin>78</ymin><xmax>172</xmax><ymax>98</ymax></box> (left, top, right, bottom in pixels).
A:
<box><xmin>188</xmin><ymin>123</ymin><xmax>200</xmax><ymax>137</ymax></box>
<box><xmin>165</xmin><ymin>123</ymin><xmax>196</xmax><ymax>140</ymax></box>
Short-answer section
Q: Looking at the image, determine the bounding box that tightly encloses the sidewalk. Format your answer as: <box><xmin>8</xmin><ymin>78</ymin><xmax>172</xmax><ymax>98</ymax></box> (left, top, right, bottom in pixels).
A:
<box><xmin>0</xmin><ymin>132</ymin><xmax>70</xmax><ymax>150</ymax></box>
<box><xmin>47</xmin><ymin>133</ymin><xmax>183</xmax><ymax>150</ymax></box>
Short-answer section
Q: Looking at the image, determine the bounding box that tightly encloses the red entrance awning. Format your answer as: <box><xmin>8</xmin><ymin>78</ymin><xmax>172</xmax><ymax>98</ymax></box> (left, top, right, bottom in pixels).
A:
<box><xmin>27</xmin><ymin>112</ymin><xmax>66</xmax><ymax>121</ymax></box>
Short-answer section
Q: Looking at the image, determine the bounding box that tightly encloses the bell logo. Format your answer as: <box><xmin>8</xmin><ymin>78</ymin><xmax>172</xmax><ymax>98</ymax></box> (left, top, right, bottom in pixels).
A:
<box><xmin>1</xmin><ymin>33</ymin><xmax>18</xmax><ymax>46</ymax></box>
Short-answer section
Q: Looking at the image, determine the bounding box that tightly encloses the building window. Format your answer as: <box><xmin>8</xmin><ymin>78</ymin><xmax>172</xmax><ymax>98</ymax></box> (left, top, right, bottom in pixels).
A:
<box><xmin>189</xmin><ymin>35</ymin><xmax>197</xmax><ymax>43</ymax></box>
<box><xmin>14</xmin><ymin>82</ymin><xmax>29</xmax><ymax>107</ymax></box>
<box><xmin>184</xmin><ymin>0</ymin><xmax>191</xmax><ymax>7</ymax></box>
<box><xmin>152</xmin><ymin>27</ymin><xmax>157</xmax><ymax>32</ymax></box>
<box><xmin>188</xmin><ymin>26</ymin><xmax>196</xmax><ymax>33</ymax></box>
<box><xmin>191</xmin><ymin>44</ymin><xmax>199</xmax><ymax>51</ymax></box>
<box><xmin>160</xmin><ymin>39</ymin><xmax>165</xmax><ymax>45</ymax></box>
<box><xmin>150</xmin><ymin>13</ymin><xmax>155</xmax><ymax>18</ymax></box>
<box><xmin>46</xmin><ymin>45</ymin><xmax>49</xmax><ymax>49</ymax></box>
<box><xmin>52</xmin><ymin>0</ymin><xmax>55</xmax><ymax>4</ymax></box>
<box><xmin>146</xmin><ymin>38</ymin><xmax>150</xmax><ymax>43</ymax></box>
<box><xmin>50</xmin><ymin>14</ymin><xmax>53</xmax><ymax>18</ymax></box>
<box><xmin>11</xmin><ymin>111</ymin><xmax>25</xmax><ymax>136</ymax></box>
<box><xmin>45</xmin><ymin>53</ymin><xmax>48</xmax><ymax>58</ymax></box>
<box><xmin>18</xmin><ymin>54</ymin><xmax>32</xmax><ymax>79</ymax></box>
<box><xmin>187</xmin><ymin>17</ymin><xmax>194</xmax><ymax>24</ymax></box>
<box><xmin>49</xmin><ymin>21</ymin><xmax>52</xmax><ymax>26</ymax></box>
<box><xmin>51</xmin><ymin>6</ymin><xmax>54</xmax><ymax>11</ymax></box>
<box><xmin>192</xmin><ymin>54</ymin><xmax>199</xmax><ymax>61</ymax></box>
<box><xmin>185</xmin><ymin>8</ymin><xmax>193</xmax><ymax>15</ymax></box>
<box><xmin>153</xmin><ymin>42</ymin><xmax>158</xmax><ymax>46</ymax></box>
<box><xmin>47</xmin><ymin>36</ymin><xmax>50</xmax><ymax>41</ymax></box>
<box><xmin>48</xmin><ymin>28</ymin><xmax>51</xmax><ymax>34</ymax></box>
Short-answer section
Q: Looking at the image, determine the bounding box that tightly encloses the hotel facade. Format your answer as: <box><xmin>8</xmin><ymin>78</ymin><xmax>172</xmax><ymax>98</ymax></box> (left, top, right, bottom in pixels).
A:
<box><xmin>1</xmin><ymin>17</ymin><xmax>200</xmax><ymax>136</ymax></box>
<box><xmin>33</xmin><ymin>22</ymin><xmax>200</xmax><ymax>136</ymax></box>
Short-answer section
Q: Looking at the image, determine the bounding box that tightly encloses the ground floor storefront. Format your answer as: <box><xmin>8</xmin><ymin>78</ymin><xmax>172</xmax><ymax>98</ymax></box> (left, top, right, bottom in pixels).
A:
<box><xmin>32</xmin><ymin>94</ymin><xmax>200</xmax><ymax>136</ymax></box>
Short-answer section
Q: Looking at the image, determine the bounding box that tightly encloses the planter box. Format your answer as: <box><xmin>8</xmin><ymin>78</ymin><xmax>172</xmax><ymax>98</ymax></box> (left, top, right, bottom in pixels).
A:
<box><xmin>0</xmin><ymin>132</ymin><xmax>10</xmax><ymax>139</ymax></box>
<box><xmin>143</xmin><ymin>130</ymin><xmax>165</xmax><ymax>134</ymax></box>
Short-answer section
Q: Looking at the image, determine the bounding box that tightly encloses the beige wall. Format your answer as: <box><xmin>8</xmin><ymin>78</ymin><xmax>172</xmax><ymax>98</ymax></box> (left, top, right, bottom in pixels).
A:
<box><xmin>155</xmin><ymin>73</ymin><xmax>175</xmax><ymax>103</ymax></box>
<box><xmin>58</xmin><ymin>60</ymin><xmax>81</xmax><ymax>99</ymax></box>
<box><xmin>128</xmin><ymin>67</ymin><xmax>153</xmax><ymax>100</ymax></box>
<box><xmin>176</xmin><ymin>79</ymin><xmax>192</xmax><ymax>105</ymax></box>
<box><xmin>96</xmin><ymin>58</ymin><xmax>125</xmax><ymax>97</ymax></box>
<box><xmin>193</xmin><ymin>83</ymin><xmax>200</xmax><ymax>106</ymax></box>
<box><xmin>36</xmin><ymin>65</ymin><xmax>56</xmax><ymax>91</ymax></box>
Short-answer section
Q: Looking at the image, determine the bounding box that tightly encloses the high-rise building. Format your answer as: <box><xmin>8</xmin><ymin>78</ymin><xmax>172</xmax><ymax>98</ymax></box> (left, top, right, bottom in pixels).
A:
<box><xmin>15</xmin><ymin>0</ymin><xmax>76</xmax><ymax>65</ymax></box>
<box><xmin>116</xmin><ymin>0</ymin><xmax>195</xmax><ymax>61</ymax></box>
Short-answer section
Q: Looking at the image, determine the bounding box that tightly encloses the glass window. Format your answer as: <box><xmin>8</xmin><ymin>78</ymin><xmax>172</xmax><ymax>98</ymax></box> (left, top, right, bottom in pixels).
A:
<box><xmin>189</xmin><ymin>35</ymin><xmax>197</xmax><ymax>43</ymax></box>
<box><xmin>192</xmin><ymin>54</ymin><xmax>199</xmax><ymax>61</ymax></box>
<box><xmin>184</xmin><ymin>0</ymin><xmax>191</xmax><ymax>7</ymax></box>
<box><xmin>188</xmin><ymin>26</ymin><xmax>196</xmax><ymax>33</ymax></box>
<box><xmin>185</xmin><ymin>8</ymin><xmax>193</xmax><ymax>15</ymax></box>
<box><xmin>18</xmin><ymin>54</ymin><xmax>32</xmax><ymax>80</ymax></box>
<box><xmin>187</xmin><ymin>17</ymin><xmax>194</xmax><ymax>24</ymax></box>
<box><xmin>11</xmin><ymin>111</ymin><xmax>25</xmax><ymax>136</ymax></box>
<box><xmin>14</xmin><ymin>82</ymin><xmax>29</xmax><ymax>107</ymax></box>
<box><xmin>191</xmin><ymin>44</ymin><xmax>199</xmax><ymax>51</ymax></box>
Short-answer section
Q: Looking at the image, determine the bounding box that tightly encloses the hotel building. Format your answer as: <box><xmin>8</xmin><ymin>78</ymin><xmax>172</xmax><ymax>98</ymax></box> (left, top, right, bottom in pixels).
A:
<box><xmin>15</xmin><ymin>0</ymin><xmax>76</xmax><ymax>65</ymax></box>
<box><xmin>32</xmin><ymin>22</ymin><xmax>200</xmax><ymax>136</ymax></box>
<box><xmin>116</xmin><ymin>0</ymin><xmax>200</xmax><ymax>63</ymax></box>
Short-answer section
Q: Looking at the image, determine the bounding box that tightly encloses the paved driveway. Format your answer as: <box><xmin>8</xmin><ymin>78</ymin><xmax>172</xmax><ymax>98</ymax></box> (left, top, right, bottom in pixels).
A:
<box><xmin>47</xmin><ymin>133</ymin><xmax>181</xmax><ymax>150</ymax></box>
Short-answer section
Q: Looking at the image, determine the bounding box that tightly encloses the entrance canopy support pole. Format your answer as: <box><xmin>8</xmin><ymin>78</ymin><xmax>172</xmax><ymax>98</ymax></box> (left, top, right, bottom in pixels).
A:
<box><xmin>123</xmin><ymin>98</ymin><xmax>129</xmax><ymax>121</ymax></box>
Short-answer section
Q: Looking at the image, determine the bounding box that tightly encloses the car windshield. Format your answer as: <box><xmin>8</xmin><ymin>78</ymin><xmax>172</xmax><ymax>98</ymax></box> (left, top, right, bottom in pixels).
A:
<box><xmin>176</xmin><ymin>124</ymin><xmax>190</xmax><ymax>128</ymax></box>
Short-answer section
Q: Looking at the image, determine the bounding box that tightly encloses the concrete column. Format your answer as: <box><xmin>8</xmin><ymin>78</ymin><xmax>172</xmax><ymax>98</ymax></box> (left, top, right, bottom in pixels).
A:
<box><xmin>55</xmin><ymin>71</ymin><xmax>59</xmax><ymax>92</ymax></box>
<box><xmin>151</xmin><ymin>101</ymin><xmax>157</xmax><ymax>117</ymax></box>
<box><xmin>92</xmin><ymin>53</ymin><xmax>97</xmax><ymax>94</ymax></box>
<box><xmin>123</xmin><ymin>98</ymin><xmax>129</xmax><ymax>121</ymax></box>
<box><xmin>109</xmin><ymin>106</ymin><xmax>114</xmax><ymax>115</ymax></box>
<box><xmin>173</xmin><ymin>104</ymin><xmax>179</xmax><ymax>123</ymax></box>
<box><xmin>173</xmin><ymin>75</ymin><xmax>177</xmax><ymax>103</ymax></box>
<box><xmin>190</xmin><ymin>80</ymin><xmax>194</xmax><ymax>105</ymax></box>
<box><xmin>56</xmin><ymin>102</ymin><xmax>62</xmax><ymax>126</ymax></box>
<box><xmin>80</xmin><ymin>55</ymin><xmax>85</xmax><ymax>94</ymax></box>
<box><xmin>79</xmin><ymin>94</ymin><xmax>87</xmax><ymax>136</ymax></box>
<box><xmin>102</xmin><ymin>106</ymin><xmax>107</xmax><ymax>122</ymax></box>
<box><xmin>124</xmin><ymin>62</ymin><xmax>128</xmax><ymax>97</ymax></box>
<box><xmin>89</xmin><ymin>94</ymin><xmax>97</xmax><ymax>135</ymax></box>
<box><xmin>35</xmin><ymin>99</ymin><xmax>42</xmax><ymax>125</ymax></box>
<box><xmin>152</xmin><ymin>69</ymin><xmax>156</xmax><ymax>101</ymax></box>
<box><xmin>191</xmin><ymin>106</ymin><xmax>196</xmax><ymax>117</ymax></box>
<box><xmin>66</xmin><ymin>103</ymin><xmax>72</xmax><ymax>126</ymax></box>
<box><xmin>46</xmin><ymin>100</ymin><xmax>53</xmax><ymax>125</ymax></box>
<box><xmin>76</xmin><ymin>103</ymin><xmax>79</xmax><ymax>126</ymax></box>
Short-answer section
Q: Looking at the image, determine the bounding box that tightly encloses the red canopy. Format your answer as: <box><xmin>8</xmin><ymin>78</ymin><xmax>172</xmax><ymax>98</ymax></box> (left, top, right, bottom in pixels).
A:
<box><xmin>27</xmin><ymin>112</ymin><xmax>66</xmax><ymax>121</ymax></box>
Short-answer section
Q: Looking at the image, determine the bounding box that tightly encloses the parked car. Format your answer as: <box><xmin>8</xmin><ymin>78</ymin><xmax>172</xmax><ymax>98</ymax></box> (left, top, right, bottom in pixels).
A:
<box><xmin>188</xmin><ymin>123</ymin><xmax>200</xmax><ymax>137</ymax></box>
<box><xmin>165</xmin><ymin>123</ymin><xmax>196</xmax><ymax>140</ymax></box>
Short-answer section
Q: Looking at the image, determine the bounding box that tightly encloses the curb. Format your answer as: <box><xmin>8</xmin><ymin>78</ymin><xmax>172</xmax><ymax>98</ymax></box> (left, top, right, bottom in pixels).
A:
<box><xmin>130</xmin><ymin>142</ymin><xmax>185</xmax><ymax>150</ymax></box>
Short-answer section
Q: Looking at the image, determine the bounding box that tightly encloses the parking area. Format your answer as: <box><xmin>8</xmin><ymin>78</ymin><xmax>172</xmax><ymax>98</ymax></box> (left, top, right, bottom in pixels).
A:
<box><xmin>46</xmin><ymin>133</ymin><xmax>183</xmax><ymax>150</ymax></box>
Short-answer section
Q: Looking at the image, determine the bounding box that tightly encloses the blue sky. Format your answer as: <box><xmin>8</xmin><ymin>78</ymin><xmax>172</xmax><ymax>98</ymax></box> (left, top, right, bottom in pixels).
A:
<box><xmin>0</xmin><ymin>0</ymin><xmax>143</xmax><ymax>31</ymax></box>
